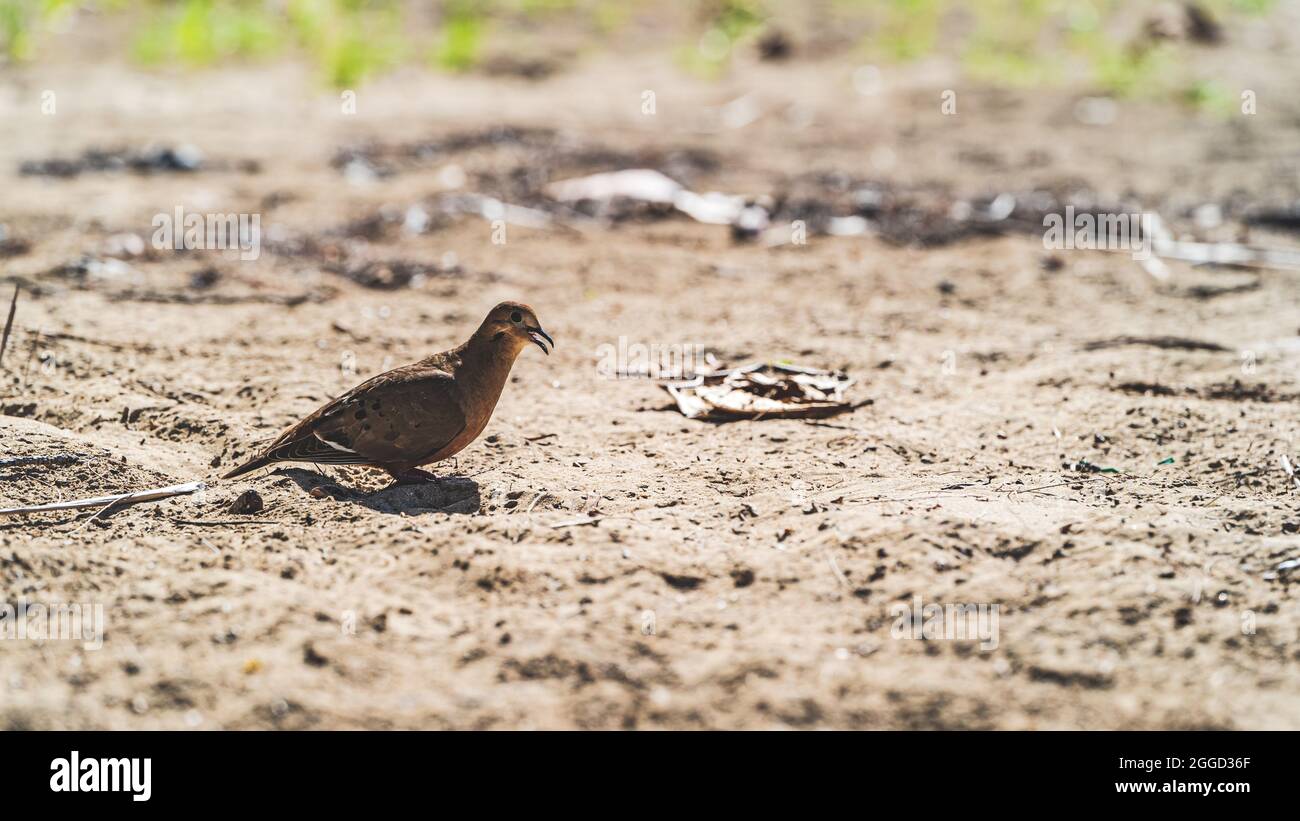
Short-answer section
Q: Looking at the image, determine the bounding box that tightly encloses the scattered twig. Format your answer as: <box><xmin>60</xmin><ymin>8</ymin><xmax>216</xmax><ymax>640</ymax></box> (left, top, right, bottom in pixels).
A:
<box><xmin>1183</xmin><ymin>277</ymin><xmax>1261</xmax><ymax>299</ymax></box>
<box><xmin>1281</xmin><ymin>455</ymin><xmax>1300</xmax><ymax>492</ymax></box>
<box><xmin>0</xmin><ymin>481</ymin><xmax>205</xmax><ymax>517</ymax></box>
<box><xmin>1263</xmin><ymin>557</ymin><xmax>1300</xmax><ymax>580</ymax></box>
<box><xmin>1152</xmin><ymin>236</ymin><xmax>1300</xmax><ymax>272</ymax></box>
<box><xmin>0</xmin><ymin>454</ymin><xmax>84</xmax><ymax>468</ymax></box>
<box><xmin>801</xmin><ymin>420</ymin><xmax>866</xmax><ymax>432</ymax></box>
<box><xmin>551</xmin><ymin>515</ymin><xmax>602</xmax><ymax>529</ymax></box>
<box><xmin>1082</xmin><ymin>335</ymin><xmax>1229</xmax><ymax>353</ymax></box>
<box><xmin>1137</xmin><ymin>213</ymin><xmax>1171</xmax><ymax>281</ymax></box>
<box><xmin>22</xmin><ymin>327</ymin><xmax>40</xmax><ymax>385</ymax></box>
<box><xmin>844</xmin><ymin>492</ymin><xmax>982</xmax><ymax>506</ymax></box>
<box><xmin>109</xmin><ymin>289</ymin><xmax>326</xmax><ymax>307</ymax></box>
<box><xmin>523</xmin><ymin>491</ymin><xmax>545</xmax><ymax>515</ymax></box>
<box><xmin>71</xmin><ymin>498</ymin><xmax>121</xmax><ymax>533</ymax></box>
<box><xmin>172</xmin><ymin>518</ymin><xmax>277</xmax><ymax>526</ymax></box>
<box><xmin>0</xmin><ymin>284</ymin><xmax>16</xmax><ymax>366</ymax></box>
<box><xmin>13</xmin><ymin>474</ymin><xmax>65</xmax><ymax>507</ymax></box>
<box><xmin>37</xmin><ymin>331</ymin><xmax>154</xmax><ymax>352</ymax></box>
<box><xmin>1244</xmin><ymin>205</ymin><xmax>1300</xmax><ymax>232</ymax></box>
<box><xmin>997</xmin><ymin>476</ymin><xmax>1114</xmax><ymax>495</ymax></box>
<box><xmin>824</xmin><ymin>547</ymin><xmax>850</xmax><ymax>589</ymax></box>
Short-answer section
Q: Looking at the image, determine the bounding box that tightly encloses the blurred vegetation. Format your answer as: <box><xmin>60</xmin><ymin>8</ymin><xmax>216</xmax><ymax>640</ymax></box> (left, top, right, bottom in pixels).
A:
<box><xmin>678</xmin><ymin>0</ymin><xmax>764</xmax><ymax>75</ymax></box>
<box><xmin>431</xmin><ymin>0</ymin><xmax>484</xmax><ymax>71</ymax></box>
<box><xmin>1</xmin><ymin>0</ymin><xmax>77</xmax><ymax>61</ymax></box>
<box><xmin>0</xmin><ymin>0</ymin><xmax>1281</xmax><ymax>106</ymax></box>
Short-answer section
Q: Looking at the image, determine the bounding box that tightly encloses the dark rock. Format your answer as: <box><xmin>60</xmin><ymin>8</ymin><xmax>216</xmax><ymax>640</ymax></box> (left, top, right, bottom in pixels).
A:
<box><xmin>228</xmin><ymin>489</ymin><xmax>264</xmax><ymax>515</ymax></box>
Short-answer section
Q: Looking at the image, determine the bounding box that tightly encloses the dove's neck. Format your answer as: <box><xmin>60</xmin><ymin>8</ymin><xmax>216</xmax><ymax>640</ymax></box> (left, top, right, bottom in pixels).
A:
<box><xmin>457</xmin><ymin>332</ymin><xmax>525</xmax><ymax>413</ymax></box>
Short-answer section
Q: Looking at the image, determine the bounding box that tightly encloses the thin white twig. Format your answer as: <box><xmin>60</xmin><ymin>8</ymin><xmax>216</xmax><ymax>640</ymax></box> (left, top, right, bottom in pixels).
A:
<box><xmin>0</xmin><ymin>481</ymin><xmax>206</xmax><ymax>517</ymax></box>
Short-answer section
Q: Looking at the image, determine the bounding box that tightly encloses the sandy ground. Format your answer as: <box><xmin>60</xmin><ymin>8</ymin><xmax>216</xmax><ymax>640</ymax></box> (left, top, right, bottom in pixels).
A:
<box><xmin>2</xmin><ymin>12</ymin><xmax>1300</xmax><ymax>729</ymax></box>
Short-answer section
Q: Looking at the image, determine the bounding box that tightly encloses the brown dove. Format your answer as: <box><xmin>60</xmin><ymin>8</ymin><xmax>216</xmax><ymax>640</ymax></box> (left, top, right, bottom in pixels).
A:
<box><xmin>222</xmin><ymin>301</ymin><xmax>553</xmax><ymax>484</ymax></box>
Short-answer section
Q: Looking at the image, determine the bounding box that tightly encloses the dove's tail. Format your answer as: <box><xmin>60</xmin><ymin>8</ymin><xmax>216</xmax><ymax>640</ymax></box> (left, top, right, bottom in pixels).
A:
<box><xmin>221</xmin><ymin>454</ymin><xmax>273</xmax><ymax>480</ymax></box>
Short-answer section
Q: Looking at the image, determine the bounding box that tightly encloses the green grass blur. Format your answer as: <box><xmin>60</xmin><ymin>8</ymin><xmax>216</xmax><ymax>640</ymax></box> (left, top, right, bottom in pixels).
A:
<box><xmin>0</xmin><ymin>0</ymin><xmax>1281</xmax><ymax>106</ymax></box>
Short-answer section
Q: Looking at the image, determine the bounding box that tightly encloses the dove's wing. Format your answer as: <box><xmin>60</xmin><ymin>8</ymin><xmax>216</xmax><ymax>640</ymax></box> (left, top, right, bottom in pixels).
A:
<box><xmin>261</xmin><ymin>363</ymin><xmax>467</xmax><ymax>467</ymax></box>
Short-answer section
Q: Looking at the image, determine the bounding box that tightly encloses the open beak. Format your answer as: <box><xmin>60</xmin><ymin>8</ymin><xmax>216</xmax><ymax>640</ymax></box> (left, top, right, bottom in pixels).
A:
<box><xmin>526</xmin><ymin>326</ymin><xmax>553</xmax><ymax>356</ymax></box>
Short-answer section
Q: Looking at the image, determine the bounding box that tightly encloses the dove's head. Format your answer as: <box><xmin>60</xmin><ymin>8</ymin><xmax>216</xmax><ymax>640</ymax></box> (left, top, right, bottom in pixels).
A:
<box><xmin>479</xmin><ymin>301</ymin><xmax>553</xmax><ymax>356</ymax></box>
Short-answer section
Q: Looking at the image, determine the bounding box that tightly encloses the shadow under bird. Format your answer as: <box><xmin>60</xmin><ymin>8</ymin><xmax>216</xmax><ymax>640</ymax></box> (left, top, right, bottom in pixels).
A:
<box><xmin>222</xmin><ymin>301</ymin><xmax>553</xmax><ymax>484</ymax></box>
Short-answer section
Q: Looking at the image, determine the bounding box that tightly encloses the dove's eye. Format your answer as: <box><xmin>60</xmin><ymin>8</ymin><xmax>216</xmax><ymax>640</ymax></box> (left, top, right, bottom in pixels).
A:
<box><xmin>510</xmin><ymin>311</ymin><xmax>523</xmax><ymax>323</ymax></box>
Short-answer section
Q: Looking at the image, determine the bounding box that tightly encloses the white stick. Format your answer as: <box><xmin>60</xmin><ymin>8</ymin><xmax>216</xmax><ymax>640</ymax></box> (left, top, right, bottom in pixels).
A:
<box><xmin>1153</xmin><ymin>238</ymin><xmax>1300</xmax><ymax>271</ymax></box>
<box><xmin>1282</xmin><ymin>456</ymin><xmax>1300</xmax><ymax>491</ymax></box>
<box><xmin>0</xmin><ymin>481</ymin><xmax>205</xmax><ymax>516</ymax></box>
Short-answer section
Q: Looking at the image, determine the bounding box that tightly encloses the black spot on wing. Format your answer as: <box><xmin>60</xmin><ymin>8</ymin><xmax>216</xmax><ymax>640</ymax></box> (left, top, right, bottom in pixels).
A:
<box><xmin>318</xmin><ymin>428</ymin><xmax>353</xmax><ymax>449</ymax></box>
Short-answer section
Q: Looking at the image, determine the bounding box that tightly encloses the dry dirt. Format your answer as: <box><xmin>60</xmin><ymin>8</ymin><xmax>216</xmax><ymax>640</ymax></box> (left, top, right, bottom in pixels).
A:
<box><xmin>2</xmin><ymin>17</ymin><xmax>1300</xmax><ymax>729</ymax></box>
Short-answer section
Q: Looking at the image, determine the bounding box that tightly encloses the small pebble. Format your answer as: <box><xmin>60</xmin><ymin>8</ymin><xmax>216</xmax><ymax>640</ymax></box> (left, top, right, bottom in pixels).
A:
<box><xmin>228</xmin><ymin>489</ymin><xmax>264</xmax><ymax>515</ymax></box>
